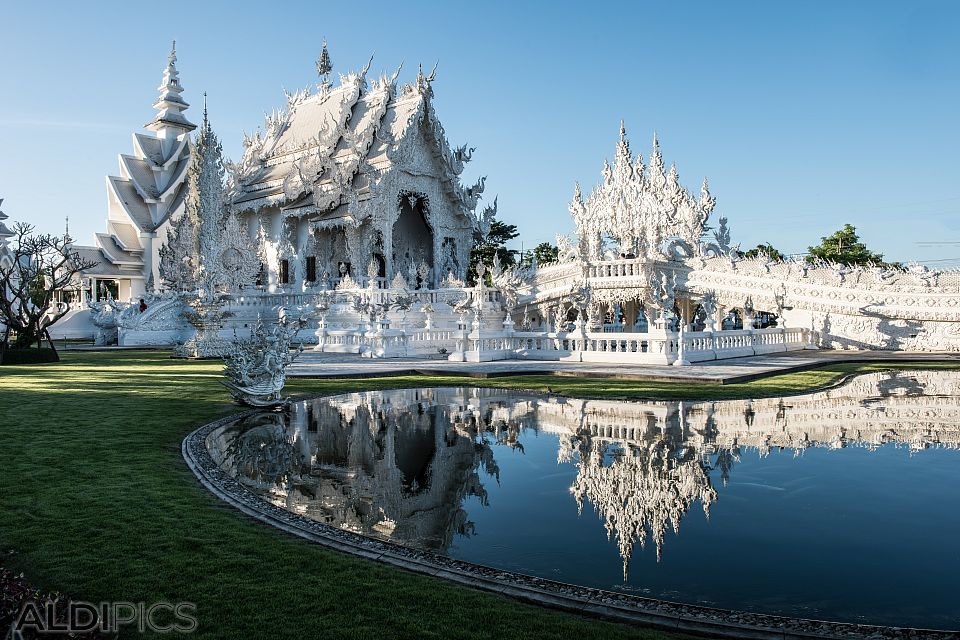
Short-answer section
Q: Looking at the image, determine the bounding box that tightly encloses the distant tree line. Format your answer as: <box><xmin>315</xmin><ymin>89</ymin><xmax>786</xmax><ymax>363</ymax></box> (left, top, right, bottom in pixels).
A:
<box><xmin>472</xmin><ymin>221</ymin><xmax>897</xmax><ymax>273</ymax></box>
<box><xmin>739</xmin><ymin>223</ymin><xmax>895</xmax><ymax>267</ymax></box>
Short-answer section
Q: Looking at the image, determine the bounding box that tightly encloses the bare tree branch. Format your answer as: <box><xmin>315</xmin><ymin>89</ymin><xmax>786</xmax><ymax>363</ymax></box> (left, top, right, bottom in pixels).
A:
<box><xmin>1</xmin><ymin>221</ymin><xmax>98</xmax><ymax>349</ymax></box>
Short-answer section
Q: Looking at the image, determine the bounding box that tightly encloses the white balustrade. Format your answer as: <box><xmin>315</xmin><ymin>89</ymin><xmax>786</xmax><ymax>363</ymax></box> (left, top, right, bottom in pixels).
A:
<box><xmin>460</xmin><ymin>325</ymin><xmax>808</xmax><ymax>365</ymax></box>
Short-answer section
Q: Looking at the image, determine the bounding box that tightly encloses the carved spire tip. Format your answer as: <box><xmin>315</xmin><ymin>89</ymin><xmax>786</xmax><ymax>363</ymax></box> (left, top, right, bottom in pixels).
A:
<box><xmin>316</xmin><ymin>38</ymin><xmax>333</xmax><ymax>78</ymax></box>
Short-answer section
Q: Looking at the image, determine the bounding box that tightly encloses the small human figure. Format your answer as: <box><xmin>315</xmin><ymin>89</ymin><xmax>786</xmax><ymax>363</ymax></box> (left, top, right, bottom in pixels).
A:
<box><xmin>138</xmin><ymin>298</ymin><xmax>148</xmax><ymax>313</ymax></box>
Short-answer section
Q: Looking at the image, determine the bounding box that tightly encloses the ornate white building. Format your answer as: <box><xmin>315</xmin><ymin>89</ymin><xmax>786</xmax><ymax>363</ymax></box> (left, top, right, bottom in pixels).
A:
<box><xmin>516</xmin><ymin>124</ymin><xmax>960</xmax><ymax>353</ymax></box>
<box><xmin>228</xmin><ymin>45</ymin><xmax>489</xmax><ymax>291</ymax></box>
<box><xmin>53</xmin><ymin>44</ymin><xmax>960</xmax><ymax>356</ymax></box>
<box><xmin>72</xmin><ymin>43</ymin><xmax>195</xmax><ymax>301</ymax></box>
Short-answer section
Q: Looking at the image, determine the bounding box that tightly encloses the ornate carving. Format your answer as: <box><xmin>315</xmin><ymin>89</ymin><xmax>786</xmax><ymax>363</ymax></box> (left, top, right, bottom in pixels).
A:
<box><xmin>570</xmin><ymin>124</ymin><xmax>717</xmax><ymax>262</ymax></box>
<box><xmin>222</xmin><ymin>315</ymin><xmax>308</xmax><ymax>406</ymax></box>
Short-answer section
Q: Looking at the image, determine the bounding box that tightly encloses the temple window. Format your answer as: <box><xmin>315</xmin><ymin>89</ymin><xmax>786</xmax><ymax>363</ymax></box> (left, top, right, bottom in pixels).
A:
<box><xmin>279</xmin><ymin>259</ymin><xmax>290</xmax><ymax>284</ymax></box>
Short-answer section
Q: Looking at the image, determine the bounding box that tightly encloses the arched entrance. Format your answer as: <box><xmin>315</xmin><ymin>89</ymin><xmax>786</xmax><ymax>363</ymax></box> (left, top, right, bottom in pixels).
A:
<box><xmin>392</xmin><ymin>192</ymin><xmax>434</xmax><ymax>287</ymax></box>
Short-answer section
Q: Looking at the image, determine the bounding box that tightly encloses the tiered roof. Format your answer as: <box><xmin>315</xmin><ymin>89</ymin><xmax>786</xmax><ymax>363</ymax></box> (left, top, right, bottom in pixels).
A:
<box><xmin>79</xmin><ymin>43</ymin><xmax>196</xmax><ymax>280</ymax></box>
<box><xmin>230</xmin><ymin>56</ymin><xmax>484</xmax><ymax>227</ymax></box>
<box><xmin>145</xmin><ymin>40</ymin><xmax>196</xmax><ymax>134</ymax></box>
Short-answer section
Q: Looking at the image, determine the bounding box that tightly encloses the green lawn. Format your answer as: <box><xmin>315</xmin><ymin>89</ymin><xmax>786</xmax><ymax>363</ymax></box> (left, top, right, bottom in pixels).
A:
<box><xmin>2</xmin><ymin>351</ymin><xmax>958</xmax><ymax>639</ymax></box>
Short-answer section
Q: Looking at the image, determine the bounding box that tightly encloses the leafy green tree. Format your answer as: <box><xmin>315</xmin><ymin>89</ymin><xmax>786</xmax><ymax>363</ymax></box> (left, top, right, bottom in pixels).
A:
<box><xmin>742</xmin><ymin>243</ymin><xmax>785</xmax><ymax>261</ymax></box>
<box><xmin>468</xmin><ymin>220</ymin><xmax>518</xmax><ymax>284</ymax></box>
<box><xmin>807</xmin><ymin>224</ymin><xmax>888</xmax><ymax>266</ymax></box>
<box><xmin>522</xmin><ymin>242</ymin><xmax>559</xmax><ymax>267</ymax></box>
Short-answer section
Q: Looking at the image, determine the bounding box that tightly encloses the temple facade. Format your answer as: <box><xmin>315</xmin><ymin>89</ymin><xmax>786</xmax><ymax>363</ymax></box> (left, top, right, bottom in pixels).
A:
<box><xmin>228</xmin><ymin>45</ymin><xmax>489</xmax><ymax>291</ymax></box>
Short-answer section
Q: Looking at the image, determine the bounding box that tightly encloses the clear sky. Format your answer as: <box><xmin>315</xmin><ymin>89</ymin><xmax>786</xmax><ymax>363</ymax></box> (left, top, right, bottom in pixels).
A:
<box><xmin>2</xmin><ymin>0</ymin><xmax>958</xmax><ymax>265</ymax></box>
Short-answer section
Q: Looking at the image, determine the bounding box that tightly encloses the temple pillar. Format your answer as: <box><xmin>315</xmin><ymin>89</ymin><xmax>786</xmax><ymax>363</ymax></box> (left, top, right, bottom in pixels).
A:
<box><xmin>383</xmin><ymin>225</ymin><xmax>394</xmax><ymax>281</ymax></box>
<box><xmin>262</xmin><ymin>213</ymin><xmax>279</xmax><ymax>292</ymax></box>
<box><xmin>432</xmin><ymin>226</ymin><xmax>443</xmax><ymax>289</ymax></box>
<box><xmin>296</xmin><ymin>217</ymin><xmax>309</xmax><ymax>288</ymax></box>
<box><xmin>677</xmin><ymin>297</ymin><xmax>695</xmax><ymax>331</ymax></box>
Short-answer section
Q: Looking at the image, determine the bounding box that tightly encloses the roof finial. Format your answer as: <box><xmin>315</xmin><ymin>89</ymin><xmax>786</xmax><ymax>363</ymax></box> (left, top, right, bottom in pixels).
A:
<box><xmin>202</xmin><ymin>92</ymin><xmax>209</xmax><ymax>131</ymax></box>
<box><xmin>416</xmin><ymin>62</ymin><xmax>437</xmax><ymax>96</ymax></box>
<box><xmin>147</xmin><ymin>40</ymin><xmax>196</xmax><ymax>133</ymax></box>
<box><xmin>64</xmin><ymin>216</ymin><xmax>72</xmax><ymax>244</ymax></box>
<box><xmin>316</xmin><ymin>38</ymin><xmax>332</xmax><ymax>79</ymax></box>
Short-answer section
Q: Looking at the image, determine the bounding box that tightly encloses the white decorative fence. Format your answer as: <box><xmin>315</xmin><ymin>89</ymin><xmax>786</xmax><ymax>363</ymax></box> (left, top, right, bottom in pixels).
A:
<box><xmin>313</xmin><ymin>322</ymin><xmax>808</xmax><ymax>365</ymax></box>
<box><xmin>506</xmin><ymin>327</ymin><xmax>807</xmax><ymax>364</ymax></box>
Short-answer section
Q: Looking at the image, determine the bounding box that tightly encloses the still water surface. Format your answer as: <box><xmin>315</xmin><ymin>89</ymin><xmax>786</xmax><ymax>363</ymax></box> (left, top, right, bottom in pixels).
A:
<box><xmin>207</xmin><ymin>370</ymin><xmax>960</xmax><ymax>629</ymax></box>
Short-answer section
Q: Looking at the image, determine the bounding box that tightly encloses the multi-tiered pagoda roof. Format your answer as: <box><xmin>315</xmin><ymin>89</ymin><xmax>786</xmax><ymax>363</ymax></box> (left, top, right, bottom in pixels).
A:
<box><xmin>76</xmin><ymin>42</ymin><xmax>196</xmax><ymax>285</ymax></box>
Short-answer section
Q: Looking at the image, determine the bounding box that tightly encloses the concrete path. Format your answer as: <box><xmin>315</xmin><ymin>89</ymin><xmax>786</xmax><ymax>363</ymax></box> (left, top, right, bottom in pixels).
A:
<box><xmin>287</xmin><ymin>350</ymin><xmax>960</xmax><ymax>384</ymax></box>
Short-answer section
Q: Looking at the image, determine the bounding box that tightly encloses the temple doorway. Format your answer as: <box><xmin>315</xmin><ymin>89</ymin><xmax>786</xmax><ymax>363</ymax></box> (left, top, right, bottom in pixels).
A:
<box><xmin>392</xmin><ymin>192</ymin><xmax>433</xmax><ymax>286</ymax></box>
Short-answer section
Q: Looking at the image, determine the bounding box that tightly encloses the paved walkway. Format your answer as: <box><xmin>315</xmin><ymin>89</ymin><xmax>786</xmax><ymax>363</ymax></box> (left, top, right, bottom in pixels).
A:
<box><xmin>287</xmin><ymin>350</ymin><xmax>960</xmax><ymax>384</ymax></box>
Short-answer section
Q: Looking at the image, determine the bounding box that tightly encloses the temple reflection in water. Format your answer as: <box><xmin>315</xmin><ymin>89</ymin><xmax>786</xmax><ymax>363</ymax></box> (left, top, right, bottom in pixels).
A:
<box><xmin>207</xmin><ymin>371</ymin><xmax>960</xmax><ymax>576</ymax></box>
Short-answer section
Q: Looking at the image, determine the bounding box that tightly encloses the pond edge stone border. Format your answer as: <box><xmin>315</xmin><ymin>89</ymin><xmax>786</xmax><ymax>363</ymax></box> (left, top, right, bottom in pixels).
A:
<box><xmin>183</xmin><ymin>410</ymin><xmax>957</xmax><ymax>640</ymax></box>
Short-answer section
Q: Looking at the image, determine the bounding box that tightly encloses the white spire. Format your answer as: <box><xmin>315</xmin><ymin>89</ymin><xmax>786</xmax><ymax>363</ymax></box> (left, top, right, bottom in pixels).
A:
<box><xmin>146</xmin><ymin>40</ymin><xmax>197</xmax><ymax>134</ymax></box>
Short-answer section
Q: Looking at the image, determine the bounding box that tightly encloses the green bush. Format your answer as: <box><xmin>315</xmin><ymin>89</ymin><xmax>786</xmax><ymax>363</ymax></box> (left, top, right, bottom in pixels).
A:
<box><xmin>0</xmin><ymin>347</ymin><xmax>59</xmax><ymax>365</ymax></box>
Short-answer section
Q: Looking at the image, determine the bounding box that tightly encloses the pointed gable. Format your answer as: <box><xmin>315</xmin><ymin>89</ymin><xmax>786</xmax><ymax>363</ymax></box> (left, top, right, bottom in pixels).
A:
<box><xmin>229</xmin><ymin>58</ymin><xmax>479</xmax><ymax>222</ymax></box>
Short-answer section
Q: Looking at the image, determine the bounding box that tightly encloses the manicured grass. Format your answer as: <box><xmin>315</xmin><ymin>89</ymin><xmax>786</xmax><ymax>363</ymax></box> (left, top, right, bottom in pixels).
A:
<box><xmin>1</xmin><ymin>352</ymin><xmax>957</xmax><ymax>639</ymax></box>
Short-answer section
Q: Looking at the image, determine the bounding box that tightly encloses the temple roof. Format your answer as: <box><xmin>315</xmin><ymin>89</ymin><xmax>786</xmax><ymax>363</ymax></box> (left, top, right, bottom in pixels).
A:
<box><xmin>95</xmin><ymin>233</ymin><xmax>144</xmax><ymax>266</ymax></box>
<box><xmin>133</xmin><ymin>133</ymin><xmax>165</xmax><ymax>164</ymax></box>
<box><xmin>145</xmin><ymin>42</ymin><xmax>196</xmax><ymax>134</ymax></box>
<box><xmin>230</xmin><ymin>59</ymin><xmax>480</xmax><ymax>218</ymax></box>
<box><xmin>107</xmin><ymin>220</ymin><xmax>143</xmax><ymax>252</ymax></box>
<box><xmin>99</xmin><ymin>45</ymin><xmax>194</xmax><ymax>238</ymax></box>
<box><xmin>71</xmin><ymin>245</ymin><xmax>143</xmax><ymax>278</ymax></box>
<box><xmin>119</xmin><ymin>154</ymin><xmax>160</xmax><ymax>199</ymax></box>
<box><xmin>107</xmin><ymin>176</ymin><xmax>155</xmax><ymax>231</ymax></box>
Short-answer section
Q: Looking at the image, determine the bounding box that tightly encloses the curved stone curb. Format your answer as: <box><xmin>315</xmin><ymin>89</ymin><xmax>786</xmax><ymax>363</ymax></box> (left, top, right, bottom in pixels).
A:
<box><xmin>183</xmin><ymin>412</ymin><xmax>958</xmax><ymax>640</ymax></box>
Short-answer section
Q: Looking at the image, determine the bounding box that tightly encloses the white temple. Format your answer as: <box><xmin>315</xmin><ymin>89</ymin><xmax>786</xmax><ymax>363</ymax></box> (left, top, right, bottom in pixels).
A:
<box><xmin>227</xmin><ymin>45</ymin><xmax>487</xmax><ymax>291</ymax></box>
<box><xmin>70</xmin><ymin>43</ymin><xmax>195</xmax><ymax>301</ymax></box>
<box><xmin>51</xmin><ymin>42</ymin><xmax>960</xmax><ymax>356</ymax></box>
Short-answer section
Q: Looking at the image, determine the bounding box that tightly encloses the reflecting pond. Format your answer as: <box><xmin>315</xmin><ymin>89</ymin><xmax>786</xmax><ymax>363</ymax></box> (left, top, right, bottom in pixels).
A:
<box><xmin>206</xmin><ymin>370</ymin><xmax>960</xmax><ymax>629</ymax></box>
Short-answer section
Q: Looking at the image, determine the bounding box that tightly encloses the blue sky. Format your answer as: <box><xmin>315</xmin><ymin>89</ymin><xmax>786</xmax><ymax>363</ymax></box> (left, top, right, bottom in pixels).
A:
<box><xmin>2</xmin><ymin>0</ymin><xmax>958</xmax><ymax>264</ymax></box>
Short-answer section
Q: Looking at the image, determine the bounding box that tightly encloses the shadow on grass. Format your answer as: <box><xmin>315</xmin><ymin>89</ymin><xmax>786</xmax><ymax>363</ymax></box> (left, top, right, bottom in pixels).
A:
<box><xmin>2</xmin><ymin>351</ymin><xmax>957</xmax><ymax>639</ymax></box>
<box><xmin>0</xmin><ymin>351</ymin><xmax>684</xmax><ymax>640</ymax></box>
